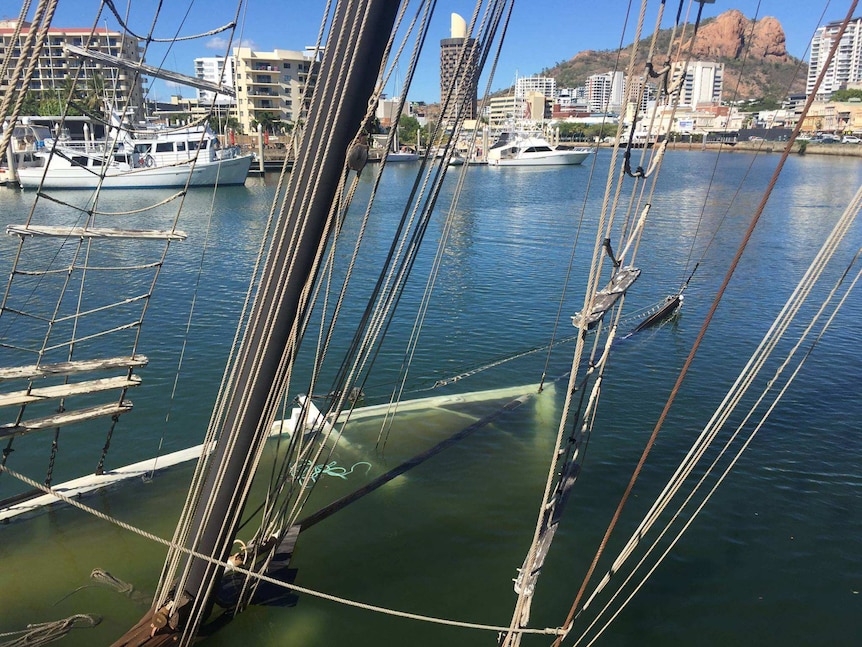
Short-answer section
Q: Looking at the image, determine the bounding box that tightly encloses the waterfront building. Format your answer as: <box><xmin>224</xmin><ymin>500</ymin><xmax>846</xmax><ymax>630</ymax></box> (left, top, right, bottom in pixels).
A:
<box><xmin>808</xmin><ymin>17</ymin><xmax>862</xmax><ymax>101</ymax></box>
<box><xmin>439</xmin><ymin>13</ymin><xmax>478</xmax><ymax>124</ymax></box>
<box><xmin>231</xmin><ymin>46</ymin><xmax>320</xmax><ymax>134</ymax></box>
<box><xmin>523</xmin><ymin>91</ymin><xmax>550</xmax><ymax>122</ymax></box>
<box><xmin>556</xmin><ymin>87</ymin><xmax>588</xmax><ymax>109</ymax></box>
<box><xmin>194</xmin><ymin>56</ymin><xmax>235</xmax><ymax>106</ymax></box>
<box><xmin>587</xmin><ymin>71</ymin><xmax>624</xmax><ymax>113</ymax></box>
<box><xmin>376</xmin><ymin>96</ymin><xmax>416</xmax><ymax>129</ymax></box>
<box><xmin>515</xmin><ymin>76</ymin><xmax>557</xmax><ymax>101</ymax></box>
<box><xmin>671</xmin><ymin>61</ymin><xmax>723</xmax><ymax>109</ymax></box>
<box><xmin>0</xmin><ymin>19</ymin><xmax>143</xmax><ymax>117</ymax></box>
<box><xmin>625</xmin><ymin>75</ymin><xmax>657</xmax><ymax>113</ymax></box>
<box><xmin>800</xmin><ymin>100</ymin><xmax>862</xmax><ymax>134</ymax></box>
<box><xmin>488</xmin><ymin>95</ymin><xmax>522</xmax><ymax>129</ymax></box>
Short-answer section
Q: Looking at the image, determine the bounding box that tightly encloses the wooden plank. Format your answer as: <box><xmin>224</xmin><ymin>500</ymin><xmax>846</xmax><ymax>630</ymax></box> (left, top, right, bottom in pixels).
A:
<box><xmin>0</xmin><ymin>355</ymin><xmax>148</xmax><ymax>382</ymax></box>
<box><xmin>572</xmin><ymin>267</ymin><xmax>641</xmax><ymax>329</ymax></box>
<box><xmin>6</xmin><ymin>225</ymin><xmax>188</xmax><ymax>241</ymax></box>
<box><xmin>0</xmin><ymin>374</ymin><xmax>142</xmax><ymax>408</ymax></box>
<box><xmin>0</xmin><ymin>400</ymin><xmax>133</xmax><ymax>439</ymax></box>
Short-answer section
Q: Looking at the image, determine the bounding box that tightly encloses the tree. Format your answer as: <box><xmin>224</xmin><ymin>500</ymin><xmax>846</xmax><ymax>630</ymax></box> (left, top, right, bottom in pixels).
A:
<box><xmin>19</xmin><ymin>91</ymin><xmax>40</xmax><ymax>116</ymax></box>
<box><xmin>213</xmin><ymin>114</ymin><xmax>241</xmax><ymax>135</ymax></box>
<box><xmin>739</xmin><ymin>97</ymin><xmax>780</xmax><ymax>112</ymax></box>
<box><xmin>79</xmin><ymin>73</ymin><xmax>106</xmax><ymax>113</ymax></box>
<box><xmin>251</xmin><ymin>111</ymin><xmax>287</xmax><ymax>135</ymax></box>
<box><xmin>397</xmin><ymin>114</ymin><xmax>421</xmax><ymax>149</ymax></box>
<box><xmin>557</xmin><ymin>122</ymin><xmax>589</xmax><ymax>140</ymax></box>
<box><xmin>830</xmin><ymin>88</ymin><xmax>862</xmax><ymax>102</ymax></box>
<box><xmin>38</xmin><ymin>96</ymin><xmax>67</xmax><ymax>116</ymax></box>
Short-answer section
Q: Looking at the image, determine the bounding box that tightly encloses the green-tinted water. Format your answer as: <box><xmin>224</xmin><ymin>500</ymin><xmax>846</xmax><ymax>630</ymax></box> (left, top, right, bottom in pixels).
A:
<box><xmin>1</xmin><ymin>150</ymin><xmax>860</xmax><ymax>645</ymax></box>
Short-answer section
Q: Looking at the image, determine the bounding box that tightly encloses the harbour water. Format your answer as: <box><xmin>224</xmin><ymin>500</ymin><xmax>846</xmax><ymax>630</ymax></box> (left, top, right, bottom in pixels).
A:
<box><xmin>0</xmin><ymin>149</ymin><xmax>860</xmax><ymax>645</ymax></box>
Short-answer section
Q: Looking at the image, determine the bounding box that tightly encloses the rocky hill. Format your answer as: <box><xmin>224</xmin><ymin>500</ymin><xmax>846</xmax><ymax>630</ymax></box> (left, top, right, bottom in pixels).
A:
<box><xmin>542</xmin><ymin>9</ymin><xmax>807</xmax><ymax>103</ymax></box>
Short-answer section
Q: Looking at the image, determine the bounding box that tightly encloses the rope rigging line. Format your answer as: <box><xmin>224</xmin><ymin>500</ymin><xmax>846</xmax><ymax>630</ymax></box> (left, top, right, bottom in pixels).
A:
<box><xmin>180</xmin><ymin>2</ymin><xmax>532</xmax><ymax>632</ymax></box>
<box><xmin>0</xmin><ymin>614</ymin><xmax>100</xmax><ymax>647</ymax></box>
<box><xmin>374</xmin><ymin>1</ymin><xmax>515</xmax><ymax>449</ymax></box>
<box><xmin>501</xmin><ymin>2</ymin><xmax>738</xmax><ymax>643</ymax></box>
<box><xmin>0</xmin><ymin>0</ymin><xmax>59</xmax><ymax>162</ymax></box>
<box><xmin>236</xmin><ymin>1</ymin><xmax>422</xmax><ymax>558</ymax></box>
<box><xmin>573</xmin><ymin>201</ymin><xmax>862</xmax><ymax>647</ymax></box>
<box><xmin>182</xmin><ymin>0</ymin><xmax>328</xmax><ymax>523</ymax></box>
<box><xmin>153</xmin><ymin>2</ymin><xmax>407</xmax><ymax>628</ymax></box>
<box><xmin>0</xmin><ymin>1</ymin><xmax>32</xmax><ymax>106</ymax></box>
<box><xmin>0</xmin><ymin>463</ymin><xmax>563</xmax><ymax>638</ymax></box>
<box><xmin>673</xmin><ymin>0</ymin><xmax>819</xmax><ymax>297</ymax></box>
<box><xmin>282</xmin><ymin>0</ymin><xmax>510</xmax><ymax>483</ymax></box>
<box><xmin>499</xmin><ymin>1</ymin><xmax>662</xmax><ymax>642</ymax></box>
<box><xmin>0</xmin><ymin>0</ymin><xmax>244</xmax><ymax>539</ymax></box>
<box><xmin>102</xmin><ymin>0</ymin><xmax>236</xmax><ymax>42</ymax></box>
<box><xmin>278</xmin><ymin>0</ymin><xmax>506</xmax><ymax>536</ymax></box>
<box><xmin>552</xmin><ymin>3</ymin><xmax>860</xmax><ymax>642</ymax></box>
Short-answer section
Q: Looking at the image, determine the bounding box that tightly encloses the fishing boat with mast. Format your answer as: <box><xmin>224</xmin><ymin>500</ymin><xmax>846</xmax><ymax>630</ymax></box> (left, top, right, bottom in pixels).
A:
<box><xmin>1</xmin><ymin>1</ymin><xmax>861</xmax><ymax>646</ymax></box>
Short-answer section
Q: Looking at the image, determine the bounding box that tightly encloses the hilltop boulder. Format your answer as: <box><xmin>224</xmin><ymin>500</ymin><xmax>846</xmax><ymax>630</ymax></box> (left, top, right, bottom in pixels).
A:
<box><xmin>688</xmin><ymin>9</ymin><xmax>788</xmax><ymax>62</ymax></box>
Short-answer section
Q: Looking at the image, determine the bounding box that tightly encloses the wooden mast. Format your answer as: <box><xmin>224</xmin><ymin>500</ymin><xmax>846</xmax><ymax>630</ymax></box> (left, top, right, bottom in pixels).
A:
<box><xmin>113</xmin><ymin>1</ymin><xmax>401</xmax><ymax>644</ymax></box>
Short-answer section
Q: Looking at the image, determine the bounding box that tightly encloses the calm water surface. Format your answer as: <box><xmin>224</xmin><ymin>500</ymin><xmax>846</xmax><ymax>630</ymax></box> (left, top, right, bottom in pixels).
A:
<box><xmin>0</xmin><ymin>149</ymin><xmax>860</xmax><ymax>646</ymax></box>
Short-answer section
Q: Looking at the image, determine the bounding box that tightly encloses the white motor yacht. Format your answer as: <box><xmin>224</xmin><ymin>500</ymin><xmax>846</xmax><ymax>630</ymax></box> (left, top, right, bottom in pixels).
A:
<box><xmin>487</xmin><ymin>131</ymin><xmax>592</xmax><ymax>167</ymax></box>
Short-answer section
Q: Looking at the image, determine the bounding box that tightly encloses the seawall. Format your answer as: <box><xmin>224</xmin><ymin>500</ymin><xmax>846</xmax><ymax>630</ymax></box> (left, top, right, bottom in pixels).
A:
<box><xmin>663</xmin><ymin>140</ymin><xmax>862</xmax><ymax>157</ymax></box>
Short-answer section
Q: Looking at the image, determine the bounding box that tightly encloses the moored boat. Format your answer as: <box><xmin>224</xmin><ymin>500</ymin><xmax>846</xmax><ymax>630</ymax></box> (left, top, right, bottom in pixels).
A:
<box><xmin>17</xmin><ymin>121</ymin><xmax>252</xmax><ymax>189</ymax></box>
<box><xmin>487</xmin><ymin>130</ymin><xmax>592</xmax><ymax>166</ymax></box>
<box><xmin>0</xmin><ymin>122</ymin><xmax>52</xmax><ymax>185</ymax></box>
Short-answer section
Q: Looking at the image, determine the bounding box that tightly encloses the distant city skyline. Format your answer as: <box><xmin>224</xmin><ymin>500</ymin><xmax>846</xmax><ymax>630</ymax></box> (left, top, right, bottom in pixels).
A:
<box><xmin>28</xmin><ymin>1</ymin><xmax>858</xmax><ymax>103</ymax></box>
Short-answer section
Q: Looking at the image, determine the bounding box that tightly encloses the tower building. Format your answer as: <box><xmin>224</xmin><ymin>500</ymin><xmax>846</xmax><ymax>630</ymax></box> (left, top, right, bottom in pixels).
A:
<box><xmin>439</xmin><ymin>13</ymin><xmax>478</xmax><ymax>124</ymax></box>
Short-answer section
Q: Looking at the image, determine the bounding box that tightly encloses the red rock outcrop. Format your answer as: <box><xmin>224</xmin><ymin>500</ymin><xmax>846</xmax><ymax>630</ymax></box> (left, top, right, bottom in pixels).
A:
<box><xmin>749</xmin><ymin>16</ymin><xmax>788</xmax><ymax>61</ymax></box>
<box><xmin>688</xmin><ymin>9</ymin><xmax>788</xmax><ymax>62</ymax></box>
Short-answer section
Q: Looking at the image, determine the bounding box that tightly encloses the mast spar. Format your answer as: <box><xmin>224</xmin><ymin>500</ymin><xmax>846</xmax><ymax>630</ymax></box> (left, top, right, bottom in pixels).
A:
<box><xmin>113</xmin><ymin>1</ymin><xmax>402</xmax><ymax>644</ymax></box>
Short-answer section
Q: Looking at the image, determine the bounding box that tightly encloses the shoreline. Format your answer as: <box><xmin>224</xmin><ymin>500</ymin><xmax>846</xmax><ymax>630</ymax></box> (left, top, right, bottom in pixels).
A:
<box><xmin>613</xmin><ymin>140</ymin><xmax>862</xmax><ymax>157</ymax></box>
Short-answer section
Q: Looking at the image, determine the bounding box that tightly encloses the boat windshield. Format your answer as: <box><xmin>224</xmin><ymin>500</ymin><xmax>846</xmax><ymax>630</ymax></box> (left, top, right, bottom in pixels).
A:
<box><xmin>490</xmin><ymin>131</ymin><xmax>515</xmax><ymax>149</ymax></box>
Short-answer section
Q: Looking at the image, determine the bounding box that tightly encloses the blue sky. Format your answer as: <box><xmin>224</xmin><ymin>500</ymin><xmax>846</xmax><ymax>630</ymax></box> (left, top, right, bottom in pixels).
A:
<box><xmin>30</xmin><ymin>1</ymin><xmax>856</xmax><ymax>103</ymax></box>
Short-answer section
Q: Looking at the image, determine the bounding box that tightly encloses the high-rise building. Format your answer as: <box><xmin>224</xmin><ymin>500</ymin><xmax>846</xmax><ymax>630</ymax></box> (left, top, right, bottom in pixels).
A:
<box><xmin>587</xmin><ymin>71</ymin><xmax>624</xmax><ymax>113</ymax></box>
<box><xmin>808</xmin><ymin>17</ymin><xmax>862</xmax><ymax>100</ymax></box>
<box><xmin>671</xmin><ymin>61</ymin><xmax>723</xmax><ymax>109</ymax></box>
<box><xmin>194</xmin><ymin>56</ymin><xmax>235</xmax><ymax>106</ymax></box>
<box><xmin>231</xmin><ymin>46</ymin><xmax>321</xmax><ymax>134</ymax></box>
<box><xmin>625</xmin><ymin>75</ymin><xmax>657</xmax><ymax>113</ymax></box>
<box><xmin>439</xmin><ymin>13</ymin><xmax>478</xmax><ymax>123</ymax></box>
<box><xmin>0</xmin><ymin>19</ymin><xmax>143</xmax><ymax>116</ymax></box>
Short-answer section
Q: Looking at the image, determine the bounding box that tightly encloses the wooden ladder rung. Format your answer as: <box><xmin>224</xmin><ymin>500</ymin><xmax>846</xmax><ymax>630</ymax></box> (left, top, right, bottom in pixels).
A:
<box><xmin>0</xmin><ymin>375</ymin><xmax>142</xmax><ymax>408</ymax></box>
<box><xmin>0</xmin><ymin>355</ymin><xmax>148</xmax><ymax>382</ymax></box>
<box><xmin>0</xmin><ymin>400</ymin><xmax>133</xmax><ymax>440</ymax></box>
<box><xmin>6</xmin><ymin>224</ymin><xmax>188</xmax><ymax>241</ymax></box>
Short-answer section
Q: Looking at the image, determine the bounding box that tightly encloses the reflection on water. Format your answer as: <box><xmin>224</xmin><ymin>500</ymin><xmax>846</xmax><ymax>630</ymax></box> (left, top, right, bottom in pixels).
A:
<box><xmin>0</xmin><ymin>149</ymin><xmax>861</xmax><ymax>645</ymax></box>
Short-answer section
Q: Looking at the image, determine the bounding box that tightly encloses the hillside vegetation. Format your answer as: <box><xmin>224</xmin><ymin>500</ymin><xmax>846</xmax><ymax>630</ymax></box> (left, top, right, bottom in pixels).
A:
<box><xmin>535</xmin><ymin>10</ymin><xmax>808</xmax><ymax>104</ymax></box>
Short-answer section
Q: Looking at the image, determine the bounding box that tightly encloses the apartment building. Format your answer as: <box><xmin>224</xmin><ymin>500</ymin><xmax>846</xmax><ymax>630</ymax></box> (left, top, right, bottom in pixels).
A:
<box><xmin>625</xmin><ymin>75</ymin><xmax>657</xmax><ymax>113</ymax></box>
<box><xmin>0</xmin><ymin>19</ymin><xmax>143</xmax><ymax>116</ymax></box>
<box><xmin>194</xmin><ymin>56</ymin><xmax>235</xmax><ymax>106</ymax></box>
<box><xmin>487</xmin><ymin>95</ymin><xmax>521</xmax><ymax>128</ymax></box>
<box><xmin>808</xmin><ymin>17</ymin><xmax>862</xmax><ymax>101</ymax></box>
<box><xmin>587</xmin><ymin>71</ymin><xmax>625</xmax><ymax>113</ymax></box>
<box><xmin>671</xmin><ymin>61</ymin><xmax>723</xmax><ymax>109</ymax></box>
<box><xmin>515</xmin><ymin>76</ymin><xmax>557</xmax><ymax>101</ymax></box>
<box><xmin>231</xmin><ymin>46</ymin><xmax>320</xmax><ymax>134</ymax></box>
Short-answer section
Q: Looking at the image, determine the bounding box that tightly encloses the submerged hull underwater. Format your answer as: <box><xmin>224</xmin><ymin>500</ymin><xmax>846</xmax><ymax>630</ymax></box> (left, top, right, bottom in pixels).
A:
<box><xmin>2</xmin><ymin>0</ymin><xmax>862</xmax><ymax>644</ymax></box>
<box><xmin>1</xmin><ymin>151</ymin><xmax>861</xmax><ymax>646</ymax></box>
